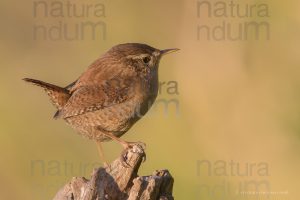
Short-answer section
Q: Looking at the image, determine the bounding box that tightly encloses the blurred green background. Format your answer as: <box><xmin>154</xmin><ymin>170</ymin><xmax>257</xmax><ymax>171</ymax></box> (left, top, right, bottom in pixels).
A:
<box><xmin>1</xmin><ymin>0</ymin><xmax>300</xmax><ymax>199</ymax></box>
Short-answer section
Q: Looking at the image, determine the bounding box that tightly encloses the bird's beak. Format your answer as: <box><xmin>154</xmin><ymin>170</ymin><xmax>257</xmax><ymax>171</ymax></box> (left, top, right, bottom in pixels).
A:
<box><xmin>160</xmin><ymin>48</ymin><xmax>180</xmax><ymax>56</ymax></box>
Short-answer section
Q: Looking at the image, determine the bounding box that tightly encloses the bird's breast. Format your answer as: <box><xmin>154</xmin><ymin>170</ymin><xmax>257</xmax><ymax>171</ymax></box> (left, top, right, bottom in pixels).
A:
<box><xmin>134</xmin><ymin>73</ymin><xmax>159</xmax><ymax>117</ymax></box>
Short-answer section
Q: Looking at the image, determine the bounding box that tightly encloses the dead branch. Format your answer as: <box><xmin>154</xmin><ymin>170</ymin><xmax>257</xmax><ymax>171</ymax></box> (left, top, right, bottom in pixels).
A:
<box><xmin>53</xmin><ymin>145</ymin><xmax>174</xmax><ymax>200</ymax></box>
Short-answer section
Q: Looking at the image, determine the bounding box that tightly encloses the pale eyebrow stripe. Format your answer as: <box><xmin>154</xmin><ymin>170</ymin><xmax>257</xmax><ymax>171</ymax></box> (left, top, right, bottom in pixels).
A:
<box><xmin>152</xmin><ymin>51</ymin><xmax>160</xmax><ymax>56</ymax></box>
<box><xmin>126</xmin><ymin>54</ymin><xmax>150</xmax><ymax>59</ymax></box>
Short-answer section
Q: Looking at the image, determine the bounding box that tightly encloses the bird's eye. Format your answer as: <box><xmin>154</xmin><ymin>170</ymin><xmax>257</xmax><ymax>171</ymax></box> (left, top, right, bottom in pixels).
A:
<box><xmin>142</xmin><ymin>56</ymin><xmax>151</xmax><ymax>64</ymax></box>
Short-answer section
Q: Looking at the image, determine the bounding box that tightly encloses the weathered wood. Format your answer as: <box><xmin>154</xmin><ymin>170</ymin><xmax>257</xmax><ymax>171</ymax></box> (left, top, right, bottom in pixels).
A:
<box><xmin>53</xmin><ymin>145</ymin><xmax>174</xmax><ymax>200</ymax></box>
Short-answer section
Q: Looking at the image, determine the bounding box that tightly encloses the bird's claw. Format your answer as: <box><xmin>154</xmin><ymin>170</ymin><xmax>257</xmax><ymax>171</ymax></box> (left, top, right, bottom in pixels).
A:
<box><xmin>120</xmin><ymin>149</ymin><xmax>132</xmax><ymax>168</ymax></box>
<box><xmin>120</xmin><ymin>141</ymin><xmax>147</xmax><ymax>168</ymax></box>
<box><xmin>122</xmin><ymin>141</ymin><xmax>146</xmax><ymax>150</ymax></box>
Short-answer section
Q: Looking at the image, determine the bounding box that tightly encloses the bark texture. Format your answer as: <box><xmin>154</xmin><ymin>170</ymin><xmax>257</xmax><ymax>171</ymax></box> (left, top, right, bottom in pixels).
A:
<box><xmin>53</xmin><ymin>145</ymin><xmax>174</xmax><ymax>200</ymax></box>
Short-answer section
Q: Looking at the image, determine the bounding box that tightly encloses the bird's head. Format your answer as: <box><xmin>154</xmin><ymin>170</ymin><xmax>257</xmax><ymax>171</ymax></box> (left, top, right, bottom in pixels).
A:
<box><xmin>107</xmin><ymin>43</ymin><xmax>179</xmax><ymax>73</ymax></box>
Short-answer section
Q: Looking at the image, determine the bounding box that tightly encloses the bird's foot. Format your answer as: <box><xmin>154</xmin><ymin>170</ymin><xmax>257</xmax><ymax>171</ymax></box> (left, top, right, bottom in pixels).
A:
<box><xmin>120</xmin><ymin>141</ymin><xmax>146</xmax><ymax>168</ymax></box>
<box><xmin>121</xmin><ymin>141</ymin><xmax>146</xmax><ymax>150</ymax></box>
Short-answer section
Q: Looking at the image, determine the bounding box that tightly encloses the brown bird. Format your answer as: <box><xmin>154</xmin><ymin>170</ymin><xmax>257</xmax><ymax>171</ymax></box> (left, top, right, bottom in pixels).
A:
<box><xmin>23</xmin><ymin>43</ymin><xmax>178</xmax><ymax>166</ymax></box>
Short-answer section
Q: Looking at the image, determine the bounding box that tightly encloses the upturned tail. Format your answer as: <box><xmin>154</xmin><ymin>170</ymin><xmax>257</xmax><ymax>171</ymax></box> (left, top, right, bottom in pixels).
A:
<box><xmin>23</xmin><ymin>78</ymin><xmax>71</xmax><ymax>112</ymax></box>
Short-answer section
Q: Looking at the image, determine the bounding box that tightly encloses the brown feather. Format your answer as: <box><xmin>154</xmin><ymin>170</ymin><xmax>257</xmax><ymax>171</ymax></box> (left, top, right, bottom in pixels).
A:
<box><xmin>23</xmin><ymin>78</ymin><xmax>71</xmax><ymax>111</ymax></box>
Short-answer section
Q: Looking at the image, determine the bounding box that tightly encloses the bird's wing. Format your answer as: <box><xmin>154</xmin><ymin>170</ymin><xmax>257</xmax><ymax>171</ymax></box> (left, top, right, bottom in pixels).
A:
<box><xmin>54</xmin><ymin>81</ymin><xmax>131</xmax><ymax>119</ymax></box>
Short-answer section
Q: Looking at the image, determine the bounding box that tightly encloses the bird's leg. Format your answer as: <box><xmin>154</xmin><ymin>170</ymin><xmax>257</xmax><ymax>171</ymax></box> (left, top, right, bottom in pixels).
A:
<box><xmin>96</xmin><ymin>141</ymin><xmax>109</xmax><ymax>168</ymax></box>
<box><xmin>101</xmin><ymin>131</ymin><xmax>145</xmax><ymax>150</ymax></box>
<box><xmin>99</xmin><ymin>131</ymin><xmax>146</xmax><ymax>167</ymax></box>
<box><xmin>97</xmin><ymin>126</ymin><xmax>145</xmax><ymax>149</ymax></box>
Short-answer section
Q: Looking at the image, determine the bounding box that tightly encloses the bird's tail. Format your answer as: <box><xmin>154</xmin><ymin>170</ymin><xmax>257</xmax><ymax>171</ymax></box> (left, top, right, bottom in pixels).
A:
<box><xmin>23</xmin><ymin>78</ymin><xmax>71</xmax><ymax>111</ymax></box>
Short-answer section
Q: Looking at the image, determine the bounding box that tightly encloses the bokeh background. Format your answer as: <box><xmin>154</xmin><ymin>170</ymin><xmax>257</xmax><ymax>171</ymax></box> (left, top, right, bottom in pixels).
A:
<box><xmin>1</xmin><ymin>0</ymin><xmax>300</xmax><ymax>199</ymax></box>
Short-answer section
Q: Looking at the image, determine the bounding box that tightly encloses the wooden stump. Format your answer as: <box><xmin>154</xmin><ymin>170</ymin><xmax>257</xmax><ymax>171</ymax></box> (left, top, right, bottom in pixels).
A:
<box><xmin>53</xmin><ymin>145</ymin><xmax>174</xmax><ymax>200</ymax></box>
